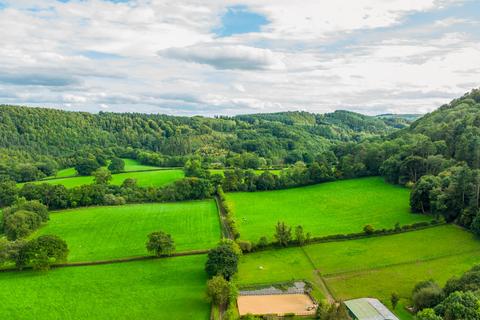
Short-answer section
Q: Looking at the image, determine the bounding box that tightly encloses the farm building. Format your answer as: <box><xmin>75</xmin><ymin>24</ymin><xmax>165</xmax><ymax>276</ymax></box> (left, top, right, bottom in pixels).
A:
<box><xmin>344</xmin><ymin>298</ymin><xmax>399</xmax><ymax>320</ymax></box>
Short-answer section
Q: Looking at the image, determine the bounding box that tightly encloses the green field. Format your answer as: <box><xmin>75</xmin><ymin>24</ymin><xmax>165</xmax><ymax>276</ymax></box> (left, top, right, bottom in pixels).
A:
<box><xmin>304</xmin><ymin>225</ymin><xmax>479</xmax><ymax>275</ymax></box>
<box><xmin>32</xmin><ymin>201</ymin><xmax>221</xmax><ymax>262</ymax></box>
<box><xmin>52</xmin><ymin>167</ymin><xmax>78</xmax><ymax>178</ymax></box>
<box><xmin>225</xmin><ymin>177</ymin><xmax>431</xmax><ymax>242</ymax></box>
<box><xmin>0</xmin><ymin>255</ymin><xmax>210</xmax><ymax>320</ymax></box>
<box><xmin>46</xmin><ymin>159</ymin><xmax>162</xmax><ymax>179</ymax></box>
<box><xmin>237</xmin><ymin>225</ymin><xmax>480</xmax><ymax>317</ymax></box>
<box><xmin>23</xmin><ymin>169</ymin><xmax>185</xmax><ymax>189</ymax></box>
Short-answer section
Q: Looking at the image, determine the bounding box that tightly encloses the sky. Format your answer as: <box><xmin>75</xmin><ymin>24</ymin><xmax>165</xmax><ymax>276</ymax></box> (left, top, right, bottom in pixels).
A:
<box><xmin>0</xmin><ymin>0</ymin><xmax>479</xmax><ymax>116</ymax></box>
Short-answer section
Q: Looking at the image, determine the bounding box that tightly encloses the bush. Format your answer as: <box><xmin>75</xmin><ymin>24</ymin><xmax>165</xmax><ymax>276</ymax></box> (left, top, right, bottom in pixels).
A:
<box><xmin>22</xmin><ymin>235</ymin><xmax>69</xmax><ymax>271</ymax></box>
<box><xmin>236</xmin><ymin>240</ymin><xmax>252</xmax><ymax>253</ymax></box>
<box><xmin>4</xmin><ymin>210</ymin><xmax>42</xmax><ymax>240</ymax></box>
<box><xmin>412</xmin><ymin>280</ymin><xmax>443</xmax><ymax>311</ymax></box>
<box><xmin>257</xmin><ymin>236</ymin><xmax>269</xmax><ymax>248</ymax></box>
<box><xmin>363</xmin><ymin>224</ymin><xmax>374</xmax><ymax>235</ymax></box>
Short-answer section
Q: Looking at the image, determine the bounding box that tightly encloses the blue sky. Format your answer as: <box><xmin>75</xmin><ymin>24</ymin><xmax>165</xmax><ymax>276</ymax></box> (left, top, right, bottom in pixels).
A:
<box><xmin>214</xmin><ymin>5</ymin><xmax>269</xmax><ymax>37</ymax></box>
<box><xmin>0</xmin><ymin>0</ymin><xmax>478</xmax><ymax>116</ymax></box>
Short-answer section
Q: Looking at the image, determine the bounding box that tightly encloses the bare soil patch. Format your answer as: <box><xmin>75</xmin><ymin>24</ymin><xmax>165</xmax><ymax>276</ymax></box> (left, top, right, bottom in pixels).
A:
<box><xmin>237</xmin><ymin>294</ymin><xmax>316</xmax><ymax>316</ymax></box>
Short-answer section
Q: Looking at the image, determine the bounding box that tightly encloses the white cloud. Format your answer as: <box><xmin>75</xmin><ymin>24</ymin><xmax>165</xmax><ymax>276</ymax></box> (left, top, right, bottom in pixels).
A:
<box><xmin>160</xmin><ymin>44</ymin><xmax>285</xmax><ymax>70</ymax></box>
<box><xmin>0</xmin><ymin>0</ymin><xmax>477</xmax><ymax>116</ymax></box>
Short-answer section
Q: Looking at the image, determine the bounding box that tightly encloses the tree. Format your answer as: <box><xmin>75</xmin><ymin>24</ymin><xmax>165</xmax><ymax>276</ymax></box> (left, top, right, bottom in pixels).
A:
<box><xmin>274</xmin><ymin>221</ymin><xmax>292</xmax><ymax>247</ymax></box>
<box><xmin>108</xmin><ymin>157</ymin><xmax>125</xmax><ymax>173</ymax></box>
<box><xmin>146</xmin><ymin>231</ymin><xmax>175</xmax><ymax>256</ymax></box>
<box><xmin>218</xmin><ymin>239</ymin><xmax>242</xmax><ymax>256</ymax></box>
<box><xmin>318</xmin><ymin>302</ymin><xmax>352</xmax><ymax>320</ymax></box>
<box><xmin>391</xmin><ymin>292</ymin><xmax>400</xmax><ymax>310</ymax></box>
<box><xmin>206</xmin><ymin>275</ymin><xmax>230</xmax><ymax>307</ymax></box>
<box><xmin>4</xmin><ymin>210</ymin><xmax>42</xmax><ymax>240</ymax></box>
<box><xmin>93</xmin><ymin>168</ymin><xmax>112</xmax><ymax>185</ymax></box>
<box><xmin>184</xmin><ymin>159</ymin><xmax>209</xmax><ymax>178</ymax></box>
<box><xmin>416</xmin><ymin>308</ymin><xmax>442</xmax><ymax>320</ymax></box>
<box><xmin>471</xmin><ymin>214</ymin><xmax>480</xmax><ymax>236</ymax></box>
<box><xmin>205</xmin><ymin>244</ymin><xmax>238</xmax><ymax>280</ymax></box>
<box><xmin>412</xmin><ymin>280</ymin><xmax>443</xmax><ymax>311</ymax></box>
<box><xmin>295</xmin><ymin>225</ymin><xmax>305</xmax><ymax>245</ymax></box>
<box><xmin>0</xmin><ymin>181</ymin><xmax>17</xmax><ymax>207</ymax></box>
<box><xmin>75</xmin><ymin>158</ymin><xmax>101</xmax><ymax>176</ymax></box>
<box><xmin>256</xmin><ymin>172</ymin><xmax>276</xmax><ymax>190</ymax></box>
<box><xmin>435</xmin><ymin>291</ymin><xmax>480</xmax><ymax>320</ymax></box>
<box><xmin>410</xmin><ymin>175</ymin><xmax>439</xmax><ymax>214</ymax></box>
<box><xmin>25</xmin><ymin>235</ymin><xmax>69</xmax><ymax>271</ymax></box>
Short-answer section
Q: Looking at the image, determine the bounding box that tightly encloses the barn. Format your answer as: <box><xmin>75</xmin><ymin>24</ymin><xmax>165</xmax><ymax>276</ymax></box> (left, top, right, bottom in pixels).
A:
<box><xmin>344</xmin><ymin>298</ymin><xmax>399</xmax><ymax>320</ymax></box>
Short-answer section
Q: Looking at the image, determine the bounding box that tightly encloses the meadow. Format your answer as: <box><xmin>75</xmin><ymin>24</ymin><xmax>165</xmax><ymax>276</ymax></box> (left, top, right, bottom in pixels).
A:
<box><xmin>225</xmin><ymin>177</ymin><xmax>431</xmax><ymax>242</ymax></box>
<box><xmin>237</xmin><ymin>225</ymin><xmax>480</xmax><ymax>318</ymax></box>
<box><xmin>0</xmin><ymin>255</ymin><xmax>210</xmax><ymax>320</ymax></box>
<box><xmin>47</xmin><ymin>159</ymin><xmax>162</xmax><ymax>179</ymax></box>
<box><xmin>23</xmin><ymin>169</ymin><xmax>185</xmax><ymax>189</ymax></box>
<box><xmin>32</xmin><ymin>201</ymin><xmax>221</xmax><ymax>262</ymax></box>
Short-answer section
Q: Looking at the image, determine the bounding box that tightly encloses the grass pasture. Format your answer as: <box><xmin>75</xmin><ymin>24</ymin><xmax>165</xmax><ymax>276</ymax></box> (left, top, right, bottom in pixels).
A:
<box><xmin>225</xmin><ymin>177</ymin><xmax>431</xmax><ymax>242</ymax></box>
<box><xmin>324</xmin><ymin>251</ymin><xmax>480</xmax><ymax>306</ymax></box>
<box><xmin>46</xmin><ymin>158</ymin><xmax>162</xmax><ymax>179</ymax></box>
<box><xmin>304</xmin><ymin>225</ymin><xmax>479</xmax><ymax>275</ymax></box>
<box><xmin>237</xmin><ymin>225</ymin><xmax>480</xmax><ymax>317</ymax></box>
<box><xmin>33</xmin><ymin>201</ymin><xmax>220</xmax><ymax>262</ymax></box>
<box><xmin>24</xmin><ymin>169</ymin><xmax>185</xmax><ymax>189</ymax></box>
<box><xmin>0</xmin><ymin>255</ymin><xmax>210</xmax><ymax>320</ymax></box>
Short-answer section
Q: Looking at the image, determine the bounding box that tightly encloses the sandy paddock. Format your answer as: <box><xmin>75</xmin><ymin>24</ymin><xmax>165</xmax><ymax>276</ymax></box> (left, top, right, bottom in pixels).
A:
<box><xmin>237</xmin><ymin>294</ymin><xmax>316</xmax><ymax>316</ymax></box>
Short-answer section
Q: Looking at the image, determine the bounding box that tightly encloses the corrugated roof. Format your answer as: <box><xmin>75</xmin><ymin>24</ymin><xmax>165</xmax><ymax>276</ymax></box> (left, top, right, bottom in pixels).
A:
<box><xmin>344</xmin><ymin>298</ymin><xmax>399</xmax><ymax>320</ymax></box>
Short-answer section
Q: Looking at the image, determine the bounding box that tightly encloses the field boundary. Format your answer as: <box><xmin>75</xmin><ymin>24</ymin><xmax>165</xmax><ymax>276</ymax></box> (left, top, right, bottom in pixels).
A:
<box><xmin>215</xmin><ymin>195</ymin><xmax>234</xmax><ymax>240</ymax></box>
<box><xmin>245</xmin><ymin>221</ymin><xmax>445</xmax><ymax>254</ymax></box>
<box><xmin>0</xmin><ymin>249</ymin><xmax>208</xmax><ymax>273</ymax></box>
<box><xmin>300</xmin><ymin>247</ymin><xmax>335</xmax><ymax>303</ymax></box>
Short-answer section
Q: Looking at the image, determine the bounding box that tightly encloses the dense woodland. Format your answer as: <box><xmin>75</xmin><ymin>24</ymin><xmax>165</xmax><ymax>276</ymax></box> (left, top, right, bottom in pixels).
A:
<box><xmin>1</xmin><ymin>89</ymin><xmax>480</xmax><ymax>235</ymax></box>
<box><xmin>0</xmin><ymin>106</ymin><xmax>409</xmax><ymax>181</ymax></box>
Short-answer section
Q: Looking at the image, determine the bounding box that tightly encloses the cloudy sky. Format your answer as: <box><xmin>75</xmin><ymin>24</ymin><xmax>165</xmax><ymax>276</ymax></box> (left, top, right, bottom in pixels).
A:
<box><xmin>0</xmin><ymin>0</ymin><xmax>479</xmax><ymax>116</ymax></box>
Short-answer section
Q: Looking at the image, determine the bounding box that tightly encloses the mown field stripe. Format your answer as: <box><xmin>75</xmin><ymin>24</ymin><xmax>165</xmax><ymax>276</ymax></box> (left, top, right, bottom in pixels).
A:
<box><xmin>322</xmin><ymin>247</ymin><xmax>480</xmax><ymax>280</ymax></box>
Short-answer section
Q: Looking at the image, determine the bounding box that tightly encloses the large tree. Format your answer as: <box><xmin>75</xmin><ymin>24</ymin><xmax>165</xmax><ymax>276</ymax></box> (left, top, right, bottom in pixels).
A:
<box><xmin>93</xmin><ymin>168</ymin><xmax>112</xmax><ymax>185</ymax></box>
<box><xmin>206</xmin><ymin>275</ymin><xmax>230</xmax><ymax>307</ymax></box>
<box><xmin>146</xmin><ymin>231</ymin><xmax>175</xmax><ymax>256</ymax></box>
<box><xmin>205</xmin><ymin>244</ymin><xmax>238</xmax><ymax>280</ymax></box>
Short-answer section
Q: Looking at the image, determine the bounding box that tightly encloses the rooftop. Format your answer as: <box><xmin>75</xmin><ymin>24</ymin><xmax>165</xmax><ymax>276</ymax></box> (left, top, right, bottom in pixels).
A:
<box><xmin>344</xmin><ymin>298</ymin><xmax>399</xmax><ymax>320</ymax></box>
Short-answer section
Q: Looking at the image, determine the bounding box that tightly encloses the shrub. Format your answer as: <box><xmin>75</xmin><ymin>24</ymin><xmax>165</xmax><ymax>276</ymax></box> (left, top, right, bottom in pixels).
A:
<box><xmin>412</xmin><ymin>280</ymin><xmax>443</xmax><ymax>311</ymax></box>
<box><xmin>363</xmin><ymin>224</ymin><xmax>374</xmax><ymax>235</ymax></box>
<box><xmin>236</xmin><ymin>240</ymin><xmax>252</xmax><ymax>253</ymax></box>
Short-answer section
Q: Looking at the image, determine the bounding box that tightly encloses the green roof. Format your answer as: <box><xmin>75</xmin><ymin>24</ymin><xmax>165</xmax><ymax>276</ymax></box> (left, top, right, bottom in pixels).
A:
<box><xmin>344</xmin><ymin>298</ymin><xmax>399</xmax><ymax>320</ymax></box>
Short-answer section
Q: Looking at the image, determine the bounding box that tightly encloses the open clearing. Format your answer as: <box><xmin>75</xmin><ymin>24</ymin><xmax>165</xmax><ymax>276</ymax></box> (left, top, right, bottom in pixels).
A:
<box><xmin>0</xmin><ymin>255</ymin><xmax>210</xmax><ymax>320</ymax></box>
<box><xmin>33</xmin><ymin>200</ymin><xmax>220</xmax><ymax>262</ymax></box>
<box><xmin>48</xmin><ymin>159</ymin><xmax>162</xmax><ymax>179</ymax></box>
<box><xmin>237</xmin><ymin>225</ymin><xmax>480</xmax><ymax>317</ymax></box>
<box><xmin>237</xmin><ymin>294</ymin><xmax>316</xmax><ymax>316</ymax></box>
<box><xmin>23</xmin><ymin>169</ymin><xmax>185</xmax><ymax>189</ymax></box>
<box><xmin>226</xmin><ymin>177</ymin><xmax>431</xmax><ymax>241</ymax></box>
